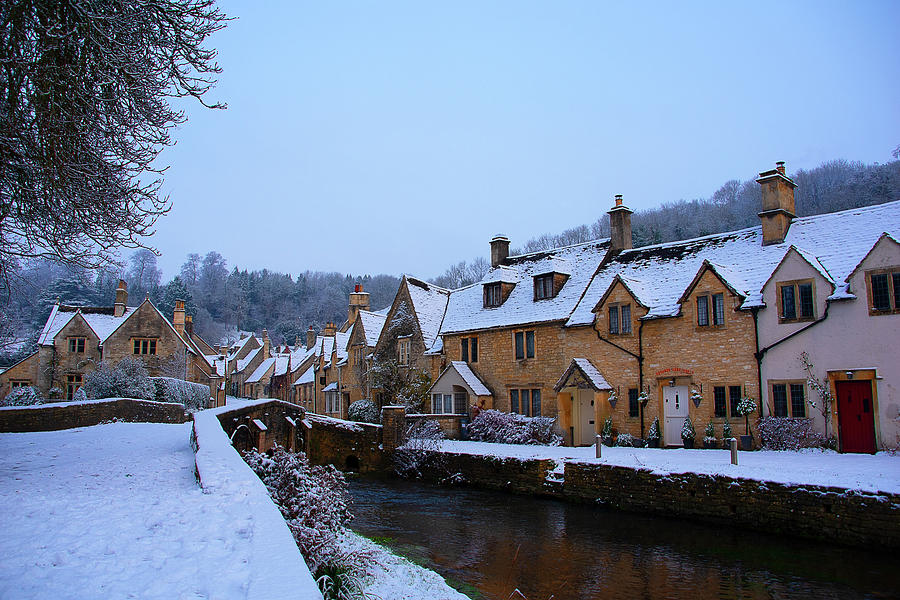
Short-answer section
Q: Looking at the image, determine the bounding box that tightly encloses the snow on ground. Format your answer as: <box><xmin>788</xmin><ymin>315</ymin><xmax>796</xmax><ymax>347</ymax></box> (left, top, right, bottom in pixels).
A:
<box><xmin>340</xmin><ymin>532</ymin><xmax>468</xmax><ymax>600</ymax></box>
<box><xmin>439</xmin><ymin>440</ymin><xmax>900</xmax><ymax>494</ymax></box>
<box><xmin>0</xmin><ymin>422</ymin><xmax>315</xmax><ymax>599</ymax></box>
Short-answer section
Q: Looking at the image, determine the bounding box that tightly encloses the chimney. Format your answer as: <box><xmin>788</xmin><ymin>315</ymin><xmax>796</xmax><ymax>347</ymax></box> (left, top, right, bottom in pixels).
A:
<box><xmin>173</xmin><ymin>300</ymin><xmax>186</xmax><ymax>336</ymax></box>
<box><xmin>756</xmin><ymin>161</ymin><xmax>797</xmax><ymax>246</ymax></box>
<box><xmin>324</xmin><ymin>322</ymin><xmax>337</xmax><ymax>337</ymax></box>
<box><xmin>490</xmin><ymin>235</ymin><xmax>510</xmax><ymax>268</ymax></box>
<box><xmin>306</xmin><ymin>326</ymin><xmax>316</xmax><ymax>349</ymax></box>
<box><xmin>218</xmin><ymin>344</ymin><xmax>228</xmax><ymax>356</ymax></box>
<box><xmin>114</xmin><ymin>280</ymin><xmax>128</xmax><ymax>317</ymax></box>
<box><xmin>295</xmin><ymin>334</ymin><xmax>301</xmax><ymax>348</ymax></box>
<box><xmin>261</xmin><ymin>329</ymin><xmax>270</xmax><ymax>358</ymax></box>
<box><xmin>185</xmin><ymin>314</ymin><xmax>193</xmax><ymax>336</ymax></box>
<box><xmin>348</xmin><ymin>283</ymin><xmax>371</xmax><ymax>325</ymax></box>
<box><xmin>607</xmin><ymin>194</ymin><xmax>634</xmax><ymax>254</ymax></box>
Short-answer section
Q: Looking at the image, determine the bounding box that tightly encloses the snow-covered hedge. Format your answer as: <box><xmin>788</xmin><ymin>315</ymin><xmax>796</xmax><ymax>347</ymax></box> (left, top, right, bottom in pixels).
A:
<box><xmin>83</xmin><ymin>357</ymin><xmax>154</xmax><ymax>400</ymax></box>
<box><xmin>467</xmin><ymin>409</ymin><xmax>562</xmax><ymax>446</ymax></box>
<box><xmin>395</xmin><ymin>418</ymin><xmax>445</xmax><ymax>478</ymax></box>
<box><xmin>0</xmin><ymin>386</ymin><xmax>43</xmax><ymax>407</ymax></box>
<box><xmin>347</xmin><ymin>399</ymin><xmax>379</xmax><ymax>424</ymax></box>
<box><xmin>243</xmin><ymin>446</ymin><xmax>351</xmax><ymax>575</ymax></box>
<box><xmin>757</xmin><ymin>417</ymin><xmax>829</xmax><ymax>450</ymax></box>
<box><xmin>151</xmin><ymin>377</ymin><xmax>210</xmax><ymax>412</ymax></box>
<box><xmin>616</xmin><ymin>433</ymin><xmax>634</xmax><ymax>447</ymax></box>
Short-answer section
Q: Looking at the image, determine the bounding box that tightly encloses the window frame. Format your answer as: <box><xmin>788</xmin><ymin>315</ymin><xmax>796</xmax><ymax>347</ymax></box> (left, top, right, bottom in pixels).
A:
<box><xmin>132</xmin><ymin>338</ymin><xmax>158</xmax><ymax>355</ymax></box>
<box><xmin>533</xmin><ymin>274</ymin><xmax>554</xmax><ymax>301</ymax></box>
<box><xmin>397</xmin><ymin>337</ymin><xmax>411</xmax><ymax>366</ymax></box>
<box><xmin>770</xmin><ymin>380</ymin><xmax>807</xmax><ymax>418</ymax></box>
<box><xmin>509</xmin><ymin>388</ymin><xmax>541</xmax><ymax>416</ymax></box>
<box><xmin>608</xmin><ymin>303</ymin><xmax>632</xmax><ymax>335</ymax></box>
<box><xmin>697</xmin><ymin>293</ymin><xmax>726</xmax><ymax>327</ymax></box>
<box><xmin>460</xmin><ymin>336</ymin><xmax>478</xmax><ymax>363</ymax></box>
<box><xmin>513</xmin><ymin>330</ymin><xmax>535</xmax><ymax>361</ymax></box>
<box><xmin>628</xmin><ymin>388</ymin><xmax>639</xmax><ymax>418</ymax></box>
<box><xmin>66</xmin><ymin>373</ymin><xmax>83</xmax><ymax>401</ymax></box>
<box><xmin>484</xmin><ymin>283</ymin><xmax>503</xmax><ymax>308</ymax></box>
<box><xmin>777</xmin><ymin>279</ymin><xmax>817</xmax><ymax>323</ymax></box>
<box><xmin>68</xmin><ymin>337</ymin><xmax>86</xmax><ymax>353</ymax></box>
<box><xmin>866</xmin><ymin>268</ymin><xmax>900</xmax><ymax>315</ymax></box>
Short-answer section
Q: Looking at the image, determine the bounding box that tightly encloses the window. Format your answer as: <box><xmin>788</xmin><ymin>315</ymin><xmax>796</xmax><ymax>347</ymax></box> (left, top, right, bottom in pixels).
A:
<box><xmin>510</xmin><ymin>388</ymin><xmax>541</xmax><ymax>416</ymax></box>
<box><xmin>10</xmin><ymin>380</ymin><xmax>31</xmax><ymax>389</ymax></box>
<box><xmin>729</xmin><ymin>385</ymin><xmax>742</xmax><ymax>417</ymax></box>
<box><xmin>609</xmin><ymin>304</ymin><xmax>632</xmax><ymax>335</ymax></box>
<box><xmin>514</xmin><ymin>330</ymin><xmax>535</xmax><ymax>360</ymax></box>
<box><xmin>325</xmin><ymin>391</ymin><xmax>341</xmax><ymax>414</ymax></box>
<box><xmin>714</xmin><ymin>386</ymin><xmax>727</xmax><ymax>417</ymax></box>
<box><xmin>697</xmin><ymin>294</ymin><xmax>725</xmax><ymax>327</ymax></box>
<box><xmin>133</xmin><ymin>338</ymin><xmax>157</xmax><ymax>355</ymax></box>
<box><xmin>779</xmin><ymin>280</ymin><xmax>815</xmax><ymax>322</ymax></box>
<box><xmin>352</xmin><ymin>347</ymin><xmax>364</xmax><ymax>366</ymax></box>
<box><xmin>461</xmin><ymin>337</ymin><xmax>478</xmax><ymax>362</ymax></box>
<box><xmin>484</xmin><ymin>283</ymin><xmax>502</xmax><ymax>308</ymax></box>
<box><xmin>534</xmin><ymin>274</ymin><xmax>554</xmax><ymax>300</ymax></box>
<box><xmin>66</xmin><ymin>374</ymin><xmax>83</xmax><ymax>401</ymax></box>
<box><xmin>398</xmin><ymin>338</ymin><xmax>410</xmax><ymax>365</ymax></box>
<box><xmin>628</xmin><ymin>388</ymin><xmax>639</xmax><ymax>418</ymax></box>
<box><xmin>432</xmin><ymin>393</ymin><xmax>452</xmax><ymax>414</ymax></box>
<box><xmin>868</xmin><ymin>269</ymin><xmax>900</xmax><ymax>314</ymax></box>
<box><xmin>68</xmin><ymin>337</ymin><xmax>85</xmax><ymax>353</ymax></box>
<box><xmin>771</xmin><ymin>382</ymin><xmax>806</xmax><ymax>417</ymax></box>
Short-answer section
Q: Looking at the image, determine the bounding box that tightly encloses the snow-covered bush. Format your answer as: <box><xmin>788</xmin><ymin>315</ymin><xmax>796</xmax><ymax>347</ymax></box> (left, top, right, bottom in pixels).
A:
<box><xmin>736</xmin><ymin>396</ymin><xmax>757</xmax><ymax>435</ymax></box>
<box><xmin>647</xmin><ymin>417</ymin><xmax>660</xmax><ymax>443</ymax></box>
<box><xmin>243</xmin><ymin>445</ymin><xmax>351</xmax><ymax>574</ymax></box>
<box><xmin>348</xmin><ymin>399</ymin><xmax>379</xmax><ymax>424</ymax></box>
<box><xmin>83</xmin><ymin>357</ymin><xmax>154</xmax><ymax>400</ymax></box>
<box><xmin>151</xmin><ymin>377</ymin><xmax>210</xmax><ymax>412</ymax></box>
<box><xmin>703</xmin><ymin>420</ymin><xmax>716</xmax><ymax>444</ymax></box>
<box><xmin>681</xmin><ymin>416</ymin><xmax>695</xmax><ymax>441</ymax></box>
<box><xmin>0</xmin><ymin>386</ymin><xmax>43</xmax><ymax>407</ymax></box>
<box><xmin>601</xmin><ymin>416</ymin><xmax>614</xmax><ymax>446</ymax></box>
<box><xmin>395</xmin><ymin>418</ymin><xmax>445</xmax><ymax>478</ymax></box>
<box><xmin>48</xmin><ymin>386</ymin><xmax>63</xmax><ymax>400</ymax></box>
<box><xmin>722</xmin><ymin>421</ymin><xmax>733</xmax><ymax>439</ymax></box>
<box><xmin>757</xmin><ymin>417</ymin><xmax>827</xmax><ymax>451</ymax></box>
<box><xmin>73</xmin><ymin>387</ymin><xmax>88</xmax><ymax>403</ymax></box>
<box><xmin>616</xmin><ymin>433</ymin><xmax>634</xmax><ymax>447</ymax></box>
<box><xmin>466</xmin><ymin>409</ymin><xmax>562</xmax><ymax>446</ymax></box>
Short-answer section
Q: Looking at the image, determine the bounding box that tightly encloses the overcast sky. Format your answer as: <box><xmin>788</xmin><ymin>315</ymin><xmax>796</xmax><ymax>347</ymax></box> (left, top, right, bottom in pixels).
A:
<box><xmin>153</xmin><ymin>0</ymin><xmax>900</xmax><ymax>281</ymax></box>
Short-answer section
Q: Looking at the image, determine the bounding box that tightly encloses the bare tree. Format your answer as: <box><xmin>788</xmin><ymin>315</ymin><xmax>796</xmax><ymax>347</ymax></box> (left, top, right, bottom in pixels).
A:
<box><xmin>0</xmin><ymin>0</ymin><xmax>229</xmax><ymax>282</ymax></box>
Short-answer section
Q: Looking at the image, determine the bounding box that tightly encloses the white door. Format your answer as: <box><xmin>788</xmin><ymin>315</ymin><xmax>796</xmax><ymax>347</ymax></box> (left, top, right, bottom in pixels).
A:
<box><xmin>663</xmin><ymin>385</ymin><xmax>690</xmax><ymax>447</ymax></box>
<box><xmin>576</xmin><ymin>389</ymin><xmax>596</xmax><ymax>446</ymax></box>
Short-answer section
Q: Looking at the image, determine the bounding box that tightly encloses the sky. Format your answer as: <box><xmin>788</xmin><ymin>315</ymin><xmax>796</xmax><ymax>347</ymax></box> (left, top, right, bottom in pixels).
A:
<box><xmin>152</xmin><ymin>0</ymin><xmax>900</xmax><ymax>281</ymax></box>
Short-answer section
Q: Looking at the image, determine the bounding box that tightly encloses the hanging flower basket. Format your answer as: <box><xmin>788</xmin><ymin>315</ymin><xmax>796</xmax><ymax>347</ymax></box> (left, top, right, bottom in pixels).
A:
<box><xmin>607</xmin><ymin>390</ymin><xmax>618</xmax><ymax>409</ymax></box>
<box><xmin>690</xmin><ymin>389</ymin><xmax>703</xmax><ymax>408</ymax></box>
<box><xmin>638</xmin><ymin>391</ymin><xmax>650</xmax><ymax>405</ymax></box>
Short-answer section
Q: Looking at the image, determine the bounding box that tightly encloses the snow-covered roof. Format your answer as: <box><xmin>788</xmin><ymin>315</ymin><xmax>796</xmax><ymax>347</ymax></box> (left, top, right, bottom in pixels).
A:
<box><xmin>38</xmin><ymin>305</ymin><xmax>136</xmax><ymax>346</ymax></box>
<box><xmin>449</xmin><ymin>361</ymin><xmax>491</xmax><ymax>396</ymax></box>
<box><xmin>273</xmin><ymin>355</ymin><xmax>290</xmax><ymax>377</ymax></box>
<box><xmin>357</xmin><ymin>310</ymin><xmax>387</xmax><ymax>347</ymax></box>
<box><xmin>482</xmin><ymin>266</ymin><xmax>520</xmax><ymax>284</ymax></box>
<box><xmin>293</xmin><ymin>365</ymin><xmax>314</xmax><ymax>386</ymax></box>
<box><xmin>555</xmin><ymin>358</ymin><xmax>613</xmax><ymax>392</ymax></box>
<box><xmin>405</xmin><ymin>277</ymin><xmax>451</xmax><ymax>348</ymax></box>
<box><xmin>567</xmin><ymin>201</ymin><xmax>900</xmax><ymax>326</ymax></box>
<box><xmin>236</xmin><ymin>347</ymin><xmax>261</xmax><ymax>373</ymax></box>
<box><xmin>322</xmin><ymin>382</ymin><xmax>338</xmax><ymax>392</ymax></box>
<box><xmin>246</xmin><ymin>358</ymin><xmax>275</xmax><ymax>384</ymax></box>
<box><xmin>440</xmin><ymin>239</ymin><xmax>611</xmax><ymax>334</ymax></box>
<box><xmin>334</xmin><ymin>331</ymin><xmax>351</xmax><ymax>361</ymax></box>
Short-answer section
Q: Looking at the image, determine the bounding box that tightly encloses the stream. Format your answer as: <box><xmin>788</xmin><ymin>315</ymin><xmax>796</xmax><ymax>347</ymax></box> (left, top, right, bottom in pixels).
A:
<box><xmin>348</xmin><ymin>476</ymin><xmax>898</xmax><ymax>600</ymax></box>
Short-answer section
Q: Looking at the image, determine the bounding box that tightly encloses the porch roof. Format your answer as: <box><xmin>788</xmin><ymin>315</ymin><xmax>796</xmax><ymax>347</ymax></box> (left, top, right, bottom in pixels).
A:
<box><xmin>554</xmin><ymin>358</ymin><xmax>612</xmax><ymax>392</ymax></box>
<box><xmin>428</xmin><ymin>361</ymin><xmax>492</xmax><ymax>398</ymax></box>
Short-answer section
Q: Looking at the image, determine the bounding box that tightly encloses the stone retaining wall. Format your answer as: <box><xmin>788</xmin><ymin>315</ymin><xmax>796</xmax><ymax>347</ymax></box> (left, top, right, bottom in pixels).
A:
<box><xmin>0</xmin><ymin>398</ymin><xmax>187</xmax><ymax>432</ymax></box>
<box><xmin>306</xmin><ymin>414</ymin><xmax>385</xmax><ymax>473</ymax></box>
<box><xmin>421</xmin><ymin>450</ymin><xmax>900</xmax><ymax>548</ymax></box>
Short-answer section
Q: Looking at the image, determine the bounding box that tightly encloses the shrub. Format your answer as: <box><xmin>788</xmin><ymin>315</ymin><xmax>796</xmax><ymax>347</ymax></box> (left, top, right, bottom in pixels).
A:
<box><xmin>703</xmin><ymin>420</ymin><xmax>716</xmax><ymax>444</ymax></box>
<box><xmin>348</xmin><ymin>399</ymin><xmax>379</xmax><ymax>424</ymax></box>
<box><xmin>681</xmin><ymin>416</ymin><xmax>695</xmax><ymax>441</ymax></box>
<box><xmin>757</xmin><ymin>416</ymin><xmax>828</xmax><ymax>450</ymax></box>
<box><xmin>83</xmin><ymin>357</ymin><xmax>154</xmax><ymax>400</ymax></box>
<box><xmin>722</xmin><ymin>421</ymin><xmax>733</xmax><ymax>439</ymax></box>
<box><xmin>616</xmin><ymin>433</ymin><xmax>634</xmax><ymax>447</ymax></box>
<box><xmin>243</xmin><ymin>445</ymin><xmax>351</xmax><ymax>574</ymax></box>
<box><xmin>73</xmin><ymin>387</ymin><xmax>88</xmax><ymax>403</ymax></box>
<box><xmin>632</xmin><ymin>437</ymin><xmax>647</xmax><ymax>448</ymax></box>
<box><xmin>151</xmin><ymin>377</ymin><xmax>209</xmax><ymax>412</ymax></box>
<box><xmin>0</xmin><ymin>386</ymin><xmax>43</xmax><ymax>407</ymax></box>
<box><xmin>647</xmin><ymin>417</ymin><xmax>660</xmax><ymax>442</ymax></box>
<box><xmin>394</xmin><ymin>419</ymin><xmax>445</xmax><ymax>478</ymax></box>
<box><xmin>601</xmin><ymin>416</ymin><xmax>615</xmax><ymax>446</ymax></box>
<box><xmin>315</xmin><ymin>550</ymin><xmax>372</xmax><ymax>600</ymax></box>
<box><xmin>48</xmin><ymin>386</ymin><xmax>63</xmax><ymax>400</ymax></box>
<box><xmin>467</xmin><ymin>409</ymin><xmax>562</xmax><ymax>446</ymax></box>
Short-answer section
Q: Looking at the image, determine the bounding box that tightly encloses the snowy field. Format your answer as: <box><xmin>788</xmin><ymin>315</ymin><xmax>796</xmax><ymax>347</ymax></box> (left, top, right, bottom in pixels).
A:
<box><xmin>439</xmin><ymin>440</ymin><xmax>900</xmax><ymax>494</ymax></box>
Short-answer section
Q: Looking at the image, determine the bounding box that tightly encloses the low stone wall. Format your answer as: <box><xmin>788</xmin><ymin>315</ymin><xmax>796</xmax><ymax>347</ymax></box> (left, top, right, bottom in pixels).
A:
<box><xmin>422</xmin><ymin>450</ymin><xmax>900</xmax><ymax>548</ymax></box>
<box><xmin>406</xmin><ymin>413</ymin><xmax>466</xmax><ymax>439</ymax></box>
<box><xmin>0</xmin><ymin>398</ymin><xmax>187</xmax><ymax>432</ymax></box>
<box><xmin>307</xmin><ymin>414</ymin><xmax>385</xmax><ymax>473</ymax></box>
<box><xmin>215</xmin><ymin>400</ymin><xmax>305</xmax><ymax>454</ymax></box>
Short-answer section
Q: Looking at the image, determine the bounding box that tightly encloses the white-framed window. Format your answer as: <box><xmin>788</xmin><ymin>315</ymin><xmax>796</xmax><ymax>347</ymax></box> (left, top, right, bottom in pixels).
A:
<box><xmin>398</xmin><ymin>338</ymin><xmax>410</xmax><ymax>365</ymax></box>
<box><xmin>325</xmin><ymin>390</ymin><xmax>341</xmax><ymax>414</ymax></box>
<box><xmin>431</xmin><ymin>391</ymin><xmax>467</xmax><ymax>414</ymax></box>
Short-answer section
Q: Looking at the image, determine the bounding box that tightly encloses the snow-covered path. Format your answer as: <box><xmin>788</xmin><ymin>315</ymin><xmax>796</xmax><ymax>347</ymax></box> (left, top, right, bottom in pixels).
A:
<box><xmin>439</xmin><ymin>440</ymin><xmax>900</xmax><ymax>494</ymax></box>
<box><xmin>0</xmin><ymin>423</ymin><xmax>263</xmax><ymax>599</ymax></box>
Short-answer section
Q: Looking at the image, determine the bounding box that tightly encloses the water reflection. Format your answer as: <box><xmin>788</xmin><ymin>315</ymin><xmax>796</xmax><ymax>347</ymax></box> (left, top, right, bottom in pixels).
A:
<box><xmin>348</xmin><ymin>477</ymin><xmax>898</xmax><ymax>600</ymax></box>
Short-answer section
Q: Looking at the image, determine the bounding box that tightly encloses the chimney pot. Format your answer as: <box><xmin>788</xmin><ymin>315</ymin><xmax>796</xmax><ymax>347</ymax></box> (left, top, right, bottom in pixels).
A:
<box><xmin>776</xmin><ymin>161</ymin><xmax>785</xmax><ymax>175</ymax></box>
<box><xmin>607</xmin><ymin>196</ymin><xmax>634</xmax><ymax>255</ymax></box>
<box><xmin>615</xmin><ymin>194</ymin><xmax>623</xmax><ymax>207</ymax></box>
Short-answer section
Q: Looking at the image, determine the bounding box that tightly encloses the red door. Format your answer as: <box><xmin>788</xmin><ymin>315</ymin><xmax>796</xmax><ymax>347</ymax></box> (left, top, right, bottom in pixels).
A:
<box><xmin>836</xmin><ymin>381</ymin><xmax>876</xmax><ymax>454</ymax></box>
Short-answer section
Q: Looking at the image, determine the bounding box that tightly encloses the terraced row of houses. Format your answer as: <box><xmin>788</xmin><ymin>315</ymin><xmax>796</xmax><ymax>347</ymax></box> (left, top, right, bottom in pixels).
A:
<box><xmin>272</xmin><ymin>162</ymin><xmax>899</xmax><ymax>453</ymax></box>
<box><xmin>2</xmin><ymin>161</ymin><xmax>897</xmax><ymax>452</ymax></box>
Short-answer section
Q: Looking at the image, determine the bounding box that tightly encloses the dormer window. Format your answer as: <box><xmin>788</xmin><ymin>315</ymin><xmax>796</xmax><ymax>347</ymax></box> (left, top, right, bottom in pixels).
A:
<box><xmin>484</xmin><ymin>283</ymin><xmax>502</xmax><ymax>308</ymax></box>
<box><xmin>697</xmin><ymin>293</ymin><xmax>725</xmax><ymax>327</ymax></box>
<box><xmin>608</xmin><ymin>304</ymin><xmax>632</xmax><ymax>335</ymax></box>
<box><xmin>868</xmin><ymin>269</ymin><xmax>900</xmax><ymax>314</ymax></box>
<box><xmin>778</xmin><ymin>280</ymin><xmax>815</xmax><ymax>322</ymax></box>
<box><xmin>534</xmin><ymin>274</ymin><xmax>554</xmax><ymax>300</ymax></box>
